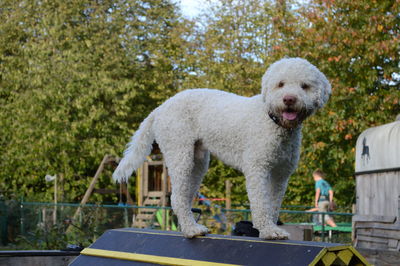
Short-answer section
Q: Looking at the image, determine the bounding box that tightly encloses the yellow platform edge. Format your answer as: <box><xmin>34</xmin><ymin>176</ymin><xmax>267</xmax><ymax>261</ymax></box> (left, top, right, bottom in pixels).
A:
<box><xmin>81</xmin><ymin>247</ymin><xmax>241</xmax><ymax>266</ymax></box>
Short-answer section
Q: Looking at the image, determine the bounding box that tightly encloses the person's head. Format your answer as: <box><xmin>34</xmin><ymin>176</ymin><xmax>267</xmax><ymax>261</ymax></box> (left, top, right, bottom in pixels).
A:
<box><xmin>313</xmin><ymin>169</ymin><xmax>325</xmax><ymax>181</ymax></box>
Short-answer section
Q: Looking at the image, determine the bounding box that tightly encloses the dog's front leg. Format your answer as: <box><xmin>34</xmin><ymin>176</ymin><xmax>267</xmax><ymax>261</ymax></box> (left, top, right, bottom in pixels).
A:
<box><xmin>245</xmin><ymin>171</ymin><xmax>289</xmax><ymax>240</ymax></box>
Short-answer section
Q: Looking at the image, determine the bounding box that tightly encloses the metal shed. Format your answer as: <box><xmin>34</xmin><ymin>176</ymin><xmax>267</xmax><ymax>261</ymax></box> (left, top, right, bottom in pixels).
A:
<box><xmin>354</xmin><ymin>119</ymin><xmax>400</xmax><ymax>264</ymax></box>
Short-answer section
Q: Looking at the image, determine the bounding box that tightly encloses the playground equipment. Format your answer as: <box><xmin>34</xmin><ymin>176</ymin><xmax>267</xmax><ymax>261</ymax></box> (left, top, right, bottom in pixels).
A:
<box><xmin>70</xmin><ymin>228</ymin><xmax>369</xmax><ymax>265</ymax></box>
<box><xmin>68</xmin><ymin>155</ymin><xmax>133</xmax><ymax>232</ymax></box>
<box><xmin>354</xmin><ymin>118</ymin><xmax>400</xmax><ymax>264</ymax></box>
<box><xmin>80</xmin><ymin>155</ymin><xmax>134</xmax><ymax>206</ymax></box>
<box><xmin>133</xmin><ymin>143</ymin><xmax>171</xmax><ymax>228</ymax></box>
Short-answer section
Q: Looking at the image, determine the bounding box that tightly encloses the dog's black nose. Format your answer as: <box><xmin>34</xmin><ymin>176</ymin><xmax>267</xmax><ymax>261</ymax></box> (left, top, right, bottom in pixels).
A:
<box><xmin>283</xmin><ymin>95</ymin><xmax>297</xmax><ymax>106</ymax></box>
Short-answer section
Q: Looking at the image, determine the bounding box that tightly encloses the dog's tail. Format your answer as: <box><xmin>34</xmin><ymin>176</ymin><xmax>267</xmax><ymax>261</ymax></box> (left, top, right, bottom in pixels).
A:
<box><xmin>113</xmin><ymin>111</ymin><xmax>156</xmax><ymax>183</ymax></box>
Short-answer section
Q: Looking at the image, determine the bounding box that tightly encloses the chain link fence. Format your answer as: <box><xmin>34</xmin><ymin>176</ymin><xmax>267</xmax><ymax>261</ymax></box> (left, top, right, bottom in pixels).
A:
<box><xmin>0</xmin><ymin>200</ymin><xmax>353</xmax><ymax>250</ymax></box>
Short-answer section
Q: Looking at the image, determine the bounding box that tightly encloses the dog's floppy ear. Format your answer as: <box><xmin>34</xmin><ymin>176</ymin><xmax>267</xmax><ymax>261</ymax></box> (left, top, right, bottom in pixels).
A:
<box><xmin>261</xmin><ymin>58</ymin><xmax>286</xmax><ymax>102</ymax></box>
<box><xmin>317</xmin><ymin>73</ymin><xmax>332</xmax><ymax>108</ymax></box>
<box><xmin>261</xmin><ymin>67</ymin><xmax>273</xmax><ymax>102</ymax></box>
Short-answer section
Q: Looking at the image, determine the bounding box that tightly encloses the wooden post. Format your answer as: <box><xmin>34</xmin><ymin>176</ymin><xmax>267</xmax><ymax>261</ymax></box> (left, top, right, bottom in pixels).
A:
<box><xmin>225</xmin><ymin>180</ymin><xmax>232</xmax><ymax>232</ymax></box>
<box><xmin>352</xmin><ymin>203</ymin><xmax>356</xmax><ymax>243</ymax></box>
<box><xmin>42</xmin><ymin>208</ymin><xmax>46</xmax><ymax>226</ymax></box>
<box><xmin>137</xmin><ymin>167</ymin><xmax>142</xmax><ymax>206</ymax></box>
<box><xmin>60</xmin><ymin>173</ymin><xmax>64</xmax><ymax>201</ymax></box>
<box><xmin>161</xmin><ymin>162</ymin><xmax>167</xmax><ymax>230</ymax></box>
<box><xmin>78</xmin><ymin>155</ymin><xmax>109</xmax><ymax>207</ymax></box>
<box><xmin>53</xmin><ymin>175</ymin><xmax>57</xmax><ymax>225</ymax></box>
<box><xmin>59</xmin><ymin>173</ymin><xmax>64</xmax><ymax>213</ymax></box>
<box><xmin>67</xmin><ymin>155</ymin><xmax>109</xmax><ymax>232</ymax></box>
<box><xmin>225</xmin><ymin>180</ymin><xmax>232</xmax><ymax>210</ymax></box>
<box><xmin>143</xmin><ymin>162</ymin><xmax>149</xmax><ymax>199</ymax></box>
<box><xmin>120</xmin><ymin>182</ymin><xmax>134</xmax><ymax>205</ymax></box>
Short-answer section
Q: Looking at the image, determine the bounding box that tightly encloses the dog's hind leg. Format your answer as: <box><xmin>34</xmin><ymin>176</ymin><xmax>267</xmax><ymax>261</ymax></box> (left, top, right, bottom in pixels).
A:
<box><xmin>189</xmin><ymin>141</ymin><xmax>210</xmax><ymax>204</ymax></box>
<box><xmin>162</xmin><ymin>141</ymin><xmax>210</xmax><ymax>238</ymax></box>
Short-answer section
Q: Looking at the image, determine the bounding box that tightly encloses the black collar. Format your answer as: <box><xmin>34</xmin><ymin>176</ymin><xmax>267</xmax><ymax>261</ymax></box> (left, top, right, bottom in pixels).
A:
<box><xmin>268</xmin><ymin>112</ymin><xmax>281</xmax><ymax>126</ymax></box>
<box><xmin>268</xmin><ymin>112</ymin><xmax>294</xmax><ymax>132</ymax></box>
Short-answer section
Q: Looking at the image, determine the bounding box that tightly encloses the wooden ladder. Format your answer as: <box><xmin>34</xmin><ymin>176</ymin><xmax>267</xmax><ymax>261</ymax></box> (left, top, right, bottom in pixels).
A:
<box><xmin>133</xmin><ymin>191</ymin><xmax>163</xmax><ymax>228</ymax></box>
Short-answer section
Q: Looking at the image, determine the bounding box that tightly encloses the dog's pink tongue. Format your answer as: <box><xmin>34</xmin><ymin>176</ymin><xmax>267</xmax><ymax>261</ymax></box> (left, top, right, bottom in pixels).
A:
<box><xmin>283</xmin><ymin>111</ymin><xmax>297</xmax><ymax>120</ymax></box>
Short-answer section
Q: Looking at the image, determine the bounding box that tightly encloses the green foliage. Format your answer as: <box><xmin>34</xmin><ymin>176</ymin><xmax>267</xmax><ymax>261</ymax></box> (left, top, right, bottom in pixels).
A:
<box><xmin>0</xmin><ymin>0</ymin><xmax>189</xmax><ymax>202</ymax></box>
<box><xmin>1</xmin><ymin>0</ymin><xmax>398</xmax><ymax>209</ymax></box>
<box><xmin>277</xmin><ymin>0</ymin><xmax>400</xmax><ymax>207</ymax></box>
<box><xmin>15</xmin><ymin>223</ymin><xmax>75</xmax><ymax>250</ymax></box>
<box><xmin>194</xmin><ymin>0</ymin><xmax>399</xmax><ymax>207</ymax></box>
<box><xmin>202</xmin><ymin>157</ymin><xmax>247</xmax><ymax>204</ymax></box>
<box><xmin>13</xmin><ymin>204</ymin><xmax>128</xmax><ymax>249</ymax></box>
<box><xmin>181</xmin><ymin>0</ymin><xmax>275</xmax><ymax>95</ymax></box>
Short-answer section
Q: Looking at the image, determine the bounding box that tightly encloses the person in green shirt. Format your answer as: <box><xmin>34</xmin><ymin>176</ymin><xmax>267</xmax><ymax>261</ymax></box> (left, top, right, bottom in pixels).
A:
<box><xmin>313</xmin><ymin>169</ymin><xmax>337</xmax><ymax>227</ymax></box>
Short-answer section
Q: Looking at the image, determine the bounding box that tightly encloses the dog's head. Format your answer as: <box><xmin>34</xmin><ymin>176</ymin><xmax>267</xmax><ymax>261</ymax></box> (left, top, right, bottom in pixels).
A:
<box><xmin>261</xmin><ymin>58</ymin><xmax>331</xmax><ymax>129</ymax></box>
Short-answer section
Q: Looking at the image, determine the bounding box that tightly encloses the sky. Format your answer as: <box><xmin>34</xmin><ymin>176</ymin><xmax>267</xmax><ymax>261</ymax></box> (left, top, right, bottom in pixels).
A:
<box><xmin>179</xmin><ymin>0</ymin><xmax>209</xmax><ymax>18</ymax></box>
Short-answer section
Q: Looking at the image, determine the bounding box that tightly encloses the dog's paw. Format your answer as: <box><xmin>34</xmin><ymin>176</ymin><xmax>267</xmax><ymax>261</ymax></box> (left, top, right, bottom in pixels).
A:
<box><xmin>259</xmin><ymin>225</ymin><xmax>290</xmax><ymax>240</ymax></box>
<box><xmin>182</xmin><ymin>224</ymin><xmax>209</xmax><ymax>238</ymax></box>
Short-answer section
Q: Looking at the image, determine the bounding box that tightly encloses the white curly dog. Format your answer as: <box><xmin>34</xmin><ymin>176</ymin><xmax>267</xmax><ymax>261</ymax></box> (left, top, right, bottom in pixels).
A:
<box><xmin>113</xmin><ymin>58</ymin><xmax>331</xmax><ymax>240</ymax></box>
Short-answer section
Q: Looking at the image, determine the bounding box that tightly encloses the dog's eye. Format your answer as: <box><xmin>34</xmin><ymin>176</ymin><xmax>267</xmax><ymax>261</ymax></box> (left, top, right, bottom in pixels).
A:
<box><xmin>278</xmin><ymin>81</ymin><xmax>285</xmax><ymax>88</ymax></box>
<box><xmin>301</xmin><ymin>83</ymin><xmax>310</xmax><ymax>90</ymax></box>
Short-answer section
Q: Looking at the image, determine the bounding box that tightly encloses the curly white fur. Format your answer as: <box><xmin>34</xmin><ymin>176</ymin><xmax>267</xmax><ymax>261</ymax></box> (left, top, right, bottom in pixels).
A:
<box><xmin>113</xmin><ymin>57</ymin><xmax>331</xmax><ymax>239</ymax></box>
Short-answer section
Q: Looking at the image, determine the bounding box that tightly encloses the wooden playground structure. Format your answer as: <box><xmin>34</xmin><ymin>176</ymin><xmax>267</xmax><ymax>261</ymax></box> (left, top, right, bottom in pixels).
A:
<box><xmin>133</xmin><ymin>143</ymin><xmax>172</xmax><ymax>229</ymax></box>
<box><xmin>73</xmin><ymin>143</ymin><xmax>174</xmax><ymax>230</ymax></box>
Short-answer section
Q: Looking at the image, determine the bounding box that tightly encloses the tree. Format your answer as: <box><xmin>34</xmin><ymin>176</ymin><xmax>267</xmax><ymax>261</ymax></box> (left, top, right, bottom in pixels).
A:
<box><xmin>180</xmin><ymin>0</ymin><xmax>280</xmax><ymax>203</ymax></box>
<box><xmin>1</xmin><ymin>0</ymin><xmax>398</xmax><ymax>209</ymax></box>
<box><xmin>0</xmin><ymin>0</ymin><xmax>190</xmax><ymax>202</ymax></box>
<box><xmin>186</xmin><ymin>0</ymin><xmax>399</xmax><ymax>207</ymax></box>
<box><xmin>271</xmin><ymin>0</ymin><xmax>400</xmax><ymax>208</ymax></box>
<box><xmin>182</xmin><ymin>0</ymin><xmax>279</xmax><ymax>96</ymax></box>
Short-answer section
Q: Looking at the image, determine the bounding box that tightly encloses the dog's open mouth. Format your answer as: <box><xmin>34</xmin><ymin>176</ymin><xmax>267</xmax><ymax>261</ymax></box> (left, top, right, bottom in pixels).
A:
<box><xmin>269</xmin><ymin>108</ymin><xmax>306</xmax><ymax>129</ymax></box>
<box><xmin>282</xmin><ymin>109</ymin><xmax>298</xmax><ymax>121</ymax></box>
